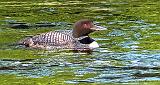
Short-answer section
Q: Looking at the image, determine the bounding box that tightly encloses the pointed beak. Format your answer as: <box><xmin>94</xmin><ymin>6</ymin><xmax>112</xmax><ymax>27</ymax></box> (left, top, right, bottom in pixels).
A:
<box><xmin>90</xmin><ymin>25</ymin><xmax>107</xmax><ymax>31</ymax></box>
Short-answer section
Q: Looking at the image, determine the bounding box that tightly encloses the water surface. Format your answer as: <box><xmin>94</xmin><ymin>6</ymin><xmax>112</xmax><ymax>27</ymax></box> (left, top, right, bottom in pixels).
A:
<box><xmin>0</xmin><ymin>0</ymin><xmax>160</xmax><ymax>85</ymax></box>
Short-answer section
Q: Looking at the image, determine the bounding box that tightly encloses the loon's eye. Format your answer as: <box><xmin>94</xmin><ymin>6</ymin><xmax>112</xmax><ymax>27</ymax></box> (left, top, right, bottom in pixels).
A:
<box><xmin>78</xmin><ymin>37</ymin><xmax>95</xmax><ymax>44</ymax></box>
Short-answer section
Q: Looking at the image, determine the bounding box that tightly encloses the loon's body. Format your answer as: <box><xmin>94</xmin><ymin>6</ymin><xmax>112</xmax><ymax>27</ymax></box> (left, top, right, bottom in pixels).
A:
<box><xmin>19</xmin><ymin>19</ymin><xmax>106</xmax><ymax>50</ymax></box>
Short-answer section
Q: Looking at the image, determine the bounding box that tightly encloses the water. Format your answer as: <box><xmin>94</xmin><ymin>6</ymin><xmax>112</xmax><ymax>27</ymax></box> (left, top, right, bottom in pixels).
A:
<box><xmin>0</xmin><ymin>0</ymin><xmax>160</xmax><ymax>85</ymax></box>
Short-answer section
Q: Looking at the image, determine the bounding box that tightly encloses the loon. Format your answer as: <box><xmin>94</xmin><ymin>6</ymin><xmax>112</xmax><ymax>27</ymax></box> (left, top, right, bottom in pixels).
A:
<box><xmin>19</xmin><ymin>19</ymin><xmax>106</xmax><ymax>50</ymax></box>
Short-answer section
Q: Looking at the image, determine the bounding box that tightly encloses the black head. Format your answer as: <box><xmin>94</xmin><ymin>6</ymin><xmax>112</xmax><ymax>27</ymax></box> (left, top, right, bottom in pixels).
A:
<box><xmin>72</xmin><ymin>19</ymin><xmax>94</xmax><ymax>38</ymax></box>
<box><xmin>72</xmin><ymin>19</ymin><xmax>107</xmax><ymax>38</ymax></box>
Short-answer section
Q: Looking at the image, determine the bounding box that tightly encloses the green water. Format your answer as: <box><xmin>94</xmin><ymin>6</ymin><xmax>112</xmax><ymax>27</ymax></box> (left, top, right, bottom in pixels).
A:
<box><xmin>0</xmin><ymin>0</ymin><xmax>160</xmax><ymax>85</ymax></box>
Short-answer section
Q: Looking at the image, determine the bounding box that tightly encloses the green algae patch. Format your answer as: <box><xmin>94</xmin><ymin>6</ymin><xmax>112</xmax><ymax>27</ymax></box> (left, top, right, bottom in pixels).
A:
<box><xmin>0</xmin><ymin>74</ymin><xmax>66</xmax><ymax>85</ymax></box>
<box><xmin>0</xmin><ymin>72</ymin><xmax>98</xmax><ymax>85</ymax></box>
<box><xmin>1</xmin><ymin>74</ymin><xmax>160</xmax><ymax>85</ymax></box>
<box><xmin>0</xmin><ymin>49</ymin><xmax>47</xmax><ymax>59</ymax></box>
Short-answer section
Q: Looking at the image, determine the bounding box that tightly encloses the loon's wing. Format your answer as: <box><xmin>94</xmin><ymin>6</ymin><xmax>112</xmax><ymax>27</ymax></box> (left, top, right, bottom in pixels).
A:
<box><xmin>32</xmin><ymin>31</ymin><xmax>74</xmax><ymax>45</ymax></box>
<box><xmin>20</xmin><ymin>30</ymin><xmax>76</xmax><ymax>48</ymax></box>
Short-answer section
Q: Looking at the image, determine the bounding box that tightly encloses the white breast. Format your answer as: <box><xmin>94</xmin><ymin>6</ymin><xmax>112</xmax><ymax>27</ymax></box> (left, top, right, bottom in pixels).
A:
<box><xmin>89</xmin><ymin>41</ymin><xmax>99</xmax><ymax>49</ymax></box>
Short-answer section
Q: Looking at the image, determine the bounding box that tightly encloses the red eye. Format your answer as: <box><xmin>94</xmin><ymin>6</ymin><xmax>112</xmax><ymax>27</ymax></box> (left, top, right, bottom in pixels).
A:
<box><xmin>83</xmin><ymin>23</ymin><xmax>90</xmax><ymax>28</ymax></box>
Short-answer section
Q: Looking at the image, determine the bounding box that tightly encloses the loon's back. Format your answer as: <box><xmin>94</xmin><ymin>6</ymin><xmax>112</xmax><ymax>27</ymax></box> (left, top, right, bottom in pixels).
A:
<box><xmin>19</xmin><ymin>30</ymin><xmax>82</xmax><ymax>49</ymax></box>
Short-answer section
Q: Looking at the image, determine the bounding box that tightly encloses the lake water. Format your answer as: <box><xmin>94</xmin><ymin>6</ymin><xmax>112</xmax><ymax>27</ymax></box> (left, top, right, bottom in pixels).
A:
<box><xmin>0</xmin><ymin>0</ymin><xmax>160</xmax><ymax>85</ymax></box>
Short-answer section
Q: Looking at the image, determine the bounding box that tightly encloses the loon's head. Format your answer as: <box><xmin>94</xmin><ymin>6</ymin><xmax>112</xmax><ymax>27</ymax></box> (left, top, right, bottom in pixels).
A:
<box><xmin>72</xmin><ymin>19</ymin><xmax>106</xmax><ymax>38</ymax></box>
<box><xmin>72</xmin><ymin>19</ymin><xmax>106</xmax><ymax>49</ymax></box>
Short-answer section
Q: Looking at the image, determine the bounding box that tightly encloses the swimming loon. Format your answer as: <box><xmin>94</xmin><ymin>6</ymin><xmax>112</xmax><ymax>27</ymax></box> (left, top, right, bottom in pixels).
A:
<box><xmin>19</xmin><ymin>19</ymin><xmax>106</xmax><ymax>50</ymax></box>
